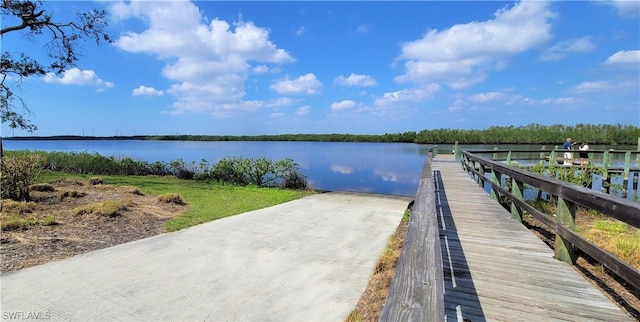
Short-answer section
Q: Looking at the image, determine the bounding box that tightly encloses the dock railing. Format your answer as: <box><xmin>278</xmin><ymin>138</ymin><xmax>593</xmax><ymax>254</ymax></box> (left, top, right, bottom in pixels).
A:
<box><xmin>380</xmin><ymin>151</ymin><xmax>445</xmax><ymax>321</ymax></box>
<box><xmin>461</xmin><ymin>148</ymin><xmax>640</xmax><ymax>197</ymax></box>
<box><xmin>461</xmin><ymin>150</ymin><xmax>640</xmax><ymax>291</ymax></box>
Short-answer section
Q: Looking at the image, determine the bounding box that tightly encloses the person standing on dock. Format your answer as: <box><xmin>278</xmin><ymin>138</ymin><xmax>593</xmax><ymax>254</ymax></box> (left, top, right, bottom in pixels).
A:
<box><xmin>579</xmin><ymin>141</ymin><xmax>590</xmax><ymax>166</ymax></box>
<box><xmin>563</xmin><ymin>138</ymin><xmax>574</xmax><ymax>165</ymax></box>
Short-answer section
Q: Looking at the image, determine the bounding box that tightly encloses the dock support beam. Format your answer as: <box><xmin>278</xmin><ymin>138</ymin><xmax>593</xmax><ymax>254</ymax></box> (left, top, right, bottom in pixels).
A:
<box><xmin>555</xmin><ymin>197</ymin><xmax>577</xmax><ymax>264</ymax></box>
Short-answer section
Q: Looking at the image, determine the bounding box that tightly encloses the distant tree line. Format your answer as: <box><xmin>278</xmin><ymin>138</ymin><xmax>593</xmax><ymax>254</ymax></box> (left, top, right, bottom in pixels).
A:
<box><xmin>7</xmin><ymin>124</ymin><xmax>640</xmax><ymax>145</ymax></box>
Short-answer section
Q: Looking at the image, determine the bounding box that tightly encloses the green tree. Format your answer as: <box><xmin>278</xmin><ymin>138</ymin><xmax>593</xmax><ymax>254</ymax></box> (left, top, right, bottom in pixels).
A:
<box><xmin>1</xmin><ymin>0</ymin><xmax>112</xmax><ymax>155</ymax></box>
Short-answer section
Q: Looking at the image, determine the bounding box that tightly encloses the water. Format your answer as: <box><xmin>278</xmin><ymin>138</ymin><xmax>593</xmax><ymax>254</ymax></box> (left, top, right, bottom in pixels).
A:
<box><xmin>5</xmin><ymin>140</ymin><xmax>637</xmax><ymax>199</ymax></box>
<box><xmin>3</xmin><ymin>140</ymin><xmax>431</xmax><ymax>196</ymax></box>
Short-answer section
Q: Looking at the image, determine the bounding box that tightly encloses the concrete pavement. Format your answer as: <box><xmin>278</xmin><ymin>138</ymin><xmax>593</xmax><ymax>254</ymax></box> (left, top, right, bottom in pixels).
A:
<box><xmin>1</xmin><ymin>192</ymin><xmax>411</xmax><ymax>321</ymax></box>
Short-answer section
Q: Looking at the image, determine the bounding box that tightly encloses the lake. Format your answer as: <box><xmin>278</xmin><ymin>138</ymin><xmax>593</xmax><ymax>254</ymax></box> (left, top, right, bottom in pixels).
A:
<box><xmin>3</xmin><ymin>140</ymin><xmax>432</xmax><ymax>196</ymax></box>
<box><xmin>5</xmin><ymin>140</ymin><xmax>637</xmax><ymax>199</ymax></box>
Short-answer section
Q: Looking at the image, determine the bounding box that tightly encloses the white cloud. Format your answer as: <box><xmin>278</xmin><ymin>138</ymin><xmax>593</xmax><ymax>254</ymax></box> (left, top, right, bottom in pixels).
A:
<box><xmin>334</xmin><ymin>73</ymin><xmax>377</xmax><ymax>87</ymax></box>
<box><xmin>605</xmin><ymin>50</ymin><xmax>640</xmax><ymax>65</ymax></box>
<box><xmin>330</xmin><ymin>100</ymin><xmax>357</xmax><ymax>111</ymax></box>
<box><xmin>605</xmin><ymin>0</ymin><xmax>640</xmax><ymax>18</ymax></box>
<box><xmin>111</xmin><ymin>1</ymin><xmax>294</xmax><ymax>116</ymax></box>
<box><xmin>43</xmin><ymin>68</ymin><xmax>114</xmax><ymax>91</ymax></box>
<box><xmin>396</xmin><ymin>1</ymin><xmax>554</xmax><ymax>88</ymax></box>
<box><xmin>570</xmin><ymin>81</ymin><xmax>616</xmax><ymax>94</ymax></box>
<box><xmin>132</xmin><ymin>85</ymin><xmax>164</xmax><ymax>96</ymax></box>
<box><xmin>270</xmin><ymin>73</ymin><xmax>322</xmax><ymax>95</ymax></box>
<box><xmin>468</xmin><ymin>91</ymin><xmax>507</xmax><ymax>103</ymax></box>
<box><xmin>265</xmin><ymin>97</ymin><xmax>295</xmax><ymax>107</ymax></box>
<box><xmin>374</xmin><ymin>84</ymin><xmax>440</xmax><ymax>106</ymax></box>
<box><xmin>539</xmin><ymin>36</ymin><xmax>596</xmax><ymax>61</ymax></box>
<box><xmin>295</xmin><ymin>105</ymin><xmax>311</xmax><ymax>116</ymax></box>
<box><xmin>356</xmin><ymin>24</ymin><xmax>370</xmax><ymax>34</ymax></box>
<box><xmin>252</xmin><ymin>65</ymin><xmax>270</xmax><ymax>73</ymax></box>
<box><xmin>296</xmin><ymin>26</ymin><xmax>305</xmax><ymax>36</ymax></box>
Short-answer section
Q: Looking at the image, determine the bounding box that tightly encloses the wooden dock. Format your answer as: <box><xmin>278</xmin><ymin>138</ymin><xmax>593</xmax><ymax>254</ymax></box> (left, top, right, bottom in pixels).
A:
<box><xmin>432</xmin><ymin>155</ymin><xmax>634</xmax><ymax>322</ymax></box>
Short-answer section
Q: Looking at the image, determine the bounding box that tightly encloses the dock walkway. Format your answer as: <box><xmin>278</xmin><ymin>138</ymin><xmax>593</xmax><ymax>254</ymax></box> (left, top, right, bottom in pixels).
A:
<box><xmin>433</xmin><ymin>155</ymin><xmax>634</xmax><ymax>321</ymax></box>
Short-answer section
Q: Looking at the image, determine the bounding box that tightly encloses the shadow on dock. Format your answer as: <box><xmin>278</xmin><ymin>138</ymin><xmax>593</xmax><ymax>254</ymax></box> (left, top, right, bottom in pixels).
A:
<box><xmin>435</xmin><ymin>170</ymin><xmax>486</xmax><ymax>322</ymax></box>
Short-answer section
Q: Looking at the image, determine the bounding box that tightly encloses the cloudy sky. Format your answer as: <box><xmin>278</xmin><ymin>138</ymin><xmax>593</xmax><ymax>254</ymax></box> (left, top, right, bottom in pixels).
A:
<box><xmin>3</xmin><ymin>0</ymin><xmax>639</xmax><ymax>136</ymax></box>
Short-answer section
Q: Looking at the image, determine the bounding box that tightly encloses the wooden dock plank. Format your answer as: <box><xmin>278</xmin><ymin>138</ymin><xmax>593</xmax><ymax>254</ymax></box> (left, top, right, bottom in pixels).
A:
<box><xmin>433</xmin><ymin>155</ymin><xmax>634</xmax><ymax>322</ymax></box>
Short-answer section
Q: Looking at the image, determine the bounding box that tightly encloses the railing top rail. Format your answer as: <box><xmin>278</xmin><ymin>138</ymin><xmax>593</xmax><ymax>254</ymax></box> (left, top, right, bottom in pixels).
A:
<box><xmin>466</xmin><ymin>148</ymin><xmax>640</xmax><ymax>154</ymax></box>
<box><xmin>461</xmin><ymin>151</ymin><xmax>640</xmax><ymax>228</ymax></box>
<box><xmin>380</xmin><ymin>152</ymin><xmax>444</xmax><ymax>321</ymax></box>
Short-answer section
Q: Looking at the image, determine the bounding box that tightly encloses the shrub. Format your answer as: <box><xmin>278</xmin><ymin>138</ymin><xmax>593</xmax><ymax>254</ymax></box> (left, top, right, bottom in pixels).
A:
<box><xmin>1</xmin><ymin>153</ymin><xmax>44</xmax><ymax>201</ymax></box>
<box><xmin>169</xmin><ymin>159</ymin><xmax>196</xmax><ymax>180</ymax></box>
<box><xmin>208</xmin><ymin>157</ymin><xmax>308</xmax><ymax>189</ymax></box>
<box><xmin>281</xmin><ymin>169</ymin><xmax>308</xmax><ymax>190</ymax></box>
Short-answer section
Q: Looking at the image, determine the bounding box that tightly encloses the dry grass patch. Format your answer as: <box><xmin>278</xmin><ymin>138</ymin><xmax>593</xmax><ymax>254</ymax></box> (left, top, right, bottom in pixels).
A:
<box><xmin>72</xmin><ymin>199</ymin><xmax>134</xmax><ymax>218</ymax></box>
<box><xmin>30</xmin><ymin>183</ymin><xmax>56</xmax><ymax>192</ymax></box>
<box><xmin>157</xmin><ymin>193</ymin><xmax>186</xmax><ymax>205</ymax></box>
<box><xmin>1</xmin><ymin>214</ymin><xmax>58</xmax><ymax>231</ymax></box>
<box><xmin>346</xmin><ymin>217</ymin><xmax>409</xmax><ymax>322</ymax></box>
<box><xmin>1</xmin><ymin>200</ymin><xmax>41</xmax><ymax>214</ymax></box>
<box><xmin>58</xmin><ymin>190</ymin><xmax>86</xmax><ymax>200</ymax></box>
<box><xmin>89</xmin><ymin>177</ymin><xmax>103</xmax><ymax>185</ymax></box>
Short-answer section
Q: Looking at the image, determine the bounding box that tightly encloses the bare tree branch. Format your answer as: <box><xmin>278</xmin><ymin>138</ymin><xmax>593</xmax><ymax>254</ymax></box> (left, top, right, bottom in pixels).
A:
<box><xmin>1</xmin><ymin>0</ymin><xmax>112</xmax><ymax>134</ymax></box>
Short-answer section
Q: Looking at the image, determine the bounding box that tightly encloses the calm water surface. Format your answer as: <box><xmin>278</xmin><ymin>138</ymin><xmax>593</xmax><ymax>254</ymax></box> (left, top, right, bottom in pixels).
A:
<box><xmin>4</xmin><ymin>140</ymin><xmax>431</xmax><ymax>196</ymax></box>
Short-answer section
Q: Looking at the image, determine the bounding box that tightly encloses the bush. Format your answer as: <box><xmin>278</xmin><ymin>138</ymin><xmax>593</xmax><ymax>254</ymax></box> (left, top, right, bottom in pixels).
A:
<box><xmin>281</xmin><ymin>169</ymin><xmax>308</xmax><ymax>190</ymax></box>
<box><xmin>1</xmin><ymin>153</ymin><xmax>44</xmax><ymax>201</ymax></box>
<box><xmin>4</xmin><ymin>151</ymin><xmax>308</xmax><ymax>190</ymax></box>
<box><xmin>208</xmin><ymin>157</ymin><xmax>308</xmax><ymax>189</ymax></box>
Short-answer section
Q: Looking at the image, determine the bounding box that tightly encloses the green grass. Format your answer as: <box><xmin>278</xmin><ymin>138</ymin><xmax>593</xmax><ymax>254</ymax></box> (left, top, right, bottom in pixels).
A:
<box><xmin>592</xmin><ymin>220</ymin><xmax>627</xmax><ymax>234</ymax></box>
<box><xmin>38</xmin><ymin>170</ymin><xmax>315</xmax><ymax>231</ymax></box>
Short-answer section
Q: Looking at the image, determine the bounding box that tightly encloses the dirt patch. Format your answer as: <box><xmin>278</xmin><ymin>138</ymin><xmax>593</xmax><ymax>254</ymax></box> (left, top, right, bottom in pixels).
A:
<box><xmin>1</xmin><ymin>178</ymin><xmax>185</xmax><ymax>273</ymax></box>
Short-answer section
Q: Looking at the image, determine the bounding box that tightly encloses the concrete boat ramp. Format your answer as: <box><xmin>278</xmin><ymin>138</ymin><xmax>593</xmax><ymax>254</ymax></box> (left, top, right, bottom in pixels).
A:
<box><xmin>1</xmin><ymin>192</ymin><xmax>411</xmax><ymax>321</ymax></box>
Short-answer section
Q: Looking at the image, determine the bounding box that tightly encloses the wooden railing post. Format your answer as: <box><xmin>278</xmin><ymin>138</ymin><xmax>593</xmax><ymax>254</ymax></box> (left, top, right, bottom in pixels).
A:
<box><xmin>637</xmin><ymin>137</ymin><xmax>640</xmax><ymax>162</ymax></box>
<box><xmin>549</xmin><ymin>150</ymin><xmax>556</xmax><ymax>172</ymax></box>
<box><xmin>510</xmin><ymin>178</ymin><xmax>524</xmax><ymax>221</ymax></box>
<box><xmin>454</xmin><ymin>141</ymin><xmax>460</xmax><ymax>160</ymax></box>
<box><xmin>478</xmin><ymin>162</ymin><xmax>485</xmax><ymax>189</ymax></box>
<box><xmin>490</xmin><ymin>169</ymin><xmax>502</xmax><ymax>200</ymax></box>
<box><xmin>555</xmin><ymin>197</ymin><xmax>577</xmax><ymax>264</ymax></box>
<box><xmin>602</xmin><ymin>151</ymin><xmax>610</xmax><ymax>194</ymax></box>
<box><xmin>623</xmin><ymin>151</ymin><xmax>631</xmax><ymax>198</ymax></box>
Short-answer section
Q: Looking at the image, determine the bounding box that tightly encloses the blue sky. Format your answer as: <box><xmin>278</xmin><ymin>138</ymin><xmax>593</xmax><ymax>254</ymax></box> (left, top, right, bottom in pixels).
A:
<box><xmin>3</xmin><ymin>0</ymin><xmax>639</xmax><ymax>137</ymax></box>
